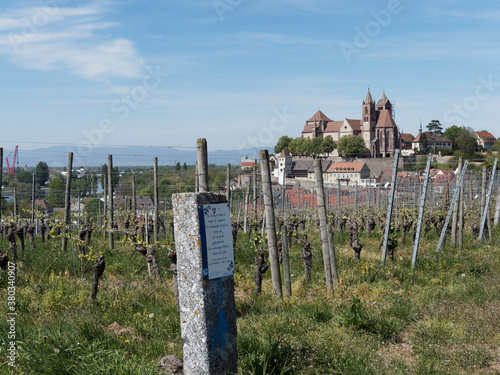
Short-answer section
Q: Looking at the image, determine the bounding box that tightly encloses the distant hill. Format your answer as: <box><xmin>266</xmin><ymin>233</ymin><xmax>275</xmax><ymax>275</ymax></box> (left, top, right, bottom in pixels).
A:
<box><xmin>12</xmin><ymin>145</ymin><xmax>272</xmax><ymax>168</ymax></box>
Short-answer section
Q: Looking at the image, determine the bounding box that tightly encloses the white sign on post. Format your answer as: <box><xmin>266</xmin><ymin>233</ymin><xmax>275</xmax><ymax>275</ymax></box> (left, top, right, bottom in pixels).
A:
<box><xmin>197</xmin><ymin>203</ymin><xmax>234</xmax><ymax>280</ymax></box>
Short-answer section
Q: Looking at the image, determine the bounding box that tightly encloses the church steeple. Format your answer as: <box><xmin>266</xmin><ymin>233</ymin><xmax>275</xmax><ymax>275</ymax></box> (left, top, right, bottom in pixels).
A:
<box><xmin>377</xmin><ymin>91</ymin><xmax>392</xmax><ymax>112</ymax></box>
<box><xmin>364</xmin><ymin>88</ymin><xmax>373</xmax><ymax>104</ymax></box>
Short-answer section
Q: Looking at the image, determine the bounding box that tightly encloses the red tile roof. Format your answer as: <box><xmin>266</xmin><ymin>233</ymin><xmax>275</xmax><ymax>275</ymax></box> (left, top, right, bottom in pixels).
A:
<box><xmin>327</xmin><ymin>162</ymin><xmax>367</xmax><ymax>173</ymax></box>
<box><xmin>400</xmin><ymin>133</ymin><xmax>415</xmax><ymax>143</ymax></box>
<box><xmin>324</xmin><ymin>120</ymin><xmax>344</xmax><ymax>133</ymax></box>
<box><xmin>278</xmin><ymin>148</ymin><xmax>292</xmax><ymax>158</ymax></box>
<box><xmin>345</xmin><ymin>119</ymin><xmax>362</xmax><ymax>131</ymax></box>
<box><xmin>376</xmin><ymin>109</ymin><xmax>397</xmax><ymax>128</ymax></box>
<box><xmin>475</xmin><ymin>131</ymin><xmax>497</xmax><ymax>143</ymax></box>
<box><xmin>413</xmin><ymin>132</ymin><xmax>452</xmax><ymax>143</ymax></box>
<box><xmin>307</xmin><ymin>110</ymin><xmax>332</xmax><ymax>122</ymax></box>
<box><xmin>302</xmin><ymin>122</ymin><xmax>315</xmax><ymax>133</ymax></box>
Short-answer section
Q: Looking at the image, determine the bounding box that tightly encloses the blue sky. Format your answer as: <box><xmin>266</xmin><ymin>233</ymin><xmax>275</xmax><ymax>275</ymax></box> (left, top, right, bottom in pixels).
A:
<box><xmin>1</xmin><ymin>0</ymin><xmax>499</xmax><ymax>157</ymax></box>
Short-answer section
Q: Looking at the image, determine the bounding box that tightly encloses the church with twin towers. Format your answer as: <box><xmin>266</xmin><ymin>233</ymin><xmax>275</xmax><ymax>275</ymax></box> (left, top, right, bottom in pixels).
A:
<box><xmin>301</xmin><ymin>89</ymin><xmax>401</xmax><ymax>158</ymax></box>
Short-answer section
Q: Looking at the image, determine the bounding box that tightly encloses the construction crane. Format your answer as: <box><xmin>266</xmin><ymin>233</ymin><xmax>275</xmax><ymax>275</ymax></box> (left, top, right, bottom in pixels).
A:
<box><xmin>6</xmin><ymin>145</ymin><xmax>18</xmax><ymax>176</ymax></box>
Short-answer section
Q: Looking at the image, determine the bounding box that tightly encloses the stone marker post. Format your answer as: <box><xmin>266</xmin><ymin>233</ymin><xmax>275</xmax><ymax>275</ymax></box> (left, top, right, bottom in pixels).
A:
<box><xmin>173</xmin><ymin>192</ymin><xmax>237</xmax><ymax>375</ymax></box>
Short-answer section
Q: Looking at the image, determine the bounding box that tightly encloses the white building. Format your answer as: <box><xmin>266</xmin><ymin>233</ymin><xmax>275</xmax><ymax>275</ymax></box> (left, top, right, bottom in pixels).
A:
<box><xmin>277</xmin><ymin>149</ymin><xmax>293</xmax><ymax>185</ymax></box>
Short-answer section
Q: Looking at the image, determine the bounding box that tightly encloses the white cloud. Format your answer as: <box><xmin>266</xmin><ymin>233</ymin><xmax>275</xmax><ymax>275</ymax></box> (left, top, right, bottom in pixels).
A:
<box><xmin>0</xmin><ymin>2</ymin><xmax>143</xmax><ymax>81</ymax></box>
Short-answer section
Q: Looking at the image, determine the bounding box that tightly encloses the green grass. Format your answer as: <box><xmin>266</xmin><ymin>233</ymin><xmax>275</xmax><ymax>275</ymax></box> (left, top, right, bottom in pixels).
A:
<box><xmin>1</xmin><ymin>222</ymin><xmax>499</xmax><ymax>374</ymax></box>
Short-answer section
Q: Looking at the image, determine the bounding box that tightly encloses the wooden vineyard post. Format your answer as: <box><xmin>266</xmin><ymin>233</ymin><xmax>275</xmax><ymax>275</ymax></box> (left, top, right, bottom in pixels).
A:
<box><xmin>381</xmin><ymin>149</ymin><xmax>400</xmax><ymax>266</ymax></box>
<box><xmin>62</xmin><ymin>152</ymin><xmax>73</xmax><ymax>251</ymax></box>
<box><xmin>412</xmin><ymin>156</ymin><xmax>431</xmax><ymax>269</ymax></box>
<box><xmin>366</xmin><ymin>181</ymin><xmax>372</xmax><ymax>237</ymax></box>
<box><xmin>337</xmin><ymin>180</ymin><xmax>341</xmax><ymax>232</ymax></box>
<box><xmin>458</xmin><ymin>174</ymin><xmax>465</xmax><ymax>249</ymax></box>
<box><xmin>0</xmin><ymin>147</ymin><xmax>3</xmax><ymax>222</ymax></box>
<box><xmin>226</xmin><ymin>163</ymin><xmax>231</xmax><ymax>206</ymax></box>
<box><xmin>243</xmin><ymin>183</ymin><xmax>249</xmax><ymax>233</ymax></box>
<box><xmin>195</xmin><ymin>161</ymin><xmax>199</xmax><ymax>193</ymax></box>
<box><xmin>31</xmin><ymin>173</ymin><xmax>35</xmax><ymax>223</ymax></box>
<box><xmin>327</xmin><ymin>225</ymin><xmax>339</xmax><ymax>285</ymax></box>
<box><xmin>103</xmin><ymin>172</ymin><xmax>107</xmax><ymax>239</ymax></box>
<box><xmin>259</xmin><ymin>149</ymin><xmax>282</xmax><ymax>297</ymax></box>
<box><xmin>0</xmin><ymin>148</ymin><xmax>2</xmax><ymax>223</ymax></box>
<box><xmin>481</xmin><ymin>166</ymin><xmax>487</xmax><ymax>221</ymax></box>
<box><xmin>154</xmin><ymin>157</ymin><xmax>159</xmax><ymax>243</ymax></box>
<box><xmin>315</xmin><ymin>159</ymin><xmax>333</xmax><ymax>293</ymax></box>
<box><xmin>108</xmin><ymin>155</ymin><xmax>114</xmax><ymax>250</ymax></box>
<box><xmin>479</xmin><ymin>158</ymin><xmax>498</xmax><ymax>242</ymax></box>
<box><xmin>253</xmin><ymin>167</ymin><xmax>257</xmax><ymax>221</ymax></box>
<box><xmin>297</xmin><ymin>182</ymin><xmax>301</xmax><ymax>210</ymax></box>
<box><xmin>132</xmin><ymin>174</ymin><xmax>137</xmax><ymax>217</ymax></box>
<box><xmin>197</xmin><ymin>139</ymin><xmax>209</xmax><ymax>193</ymax></box>
<box><xmin>436</xmin><ymin>160</ymin><xmax>469</xmax><ymax>252</ymax></box>
<box><xmin>281</xmin><ymin>224</ymin><xmax>292</xmax><ymax>297</ymax></box>
<box><xmin>354</xmin><ymin>181</ymin><xmax>358</xmax><ymax>210</ymax></box>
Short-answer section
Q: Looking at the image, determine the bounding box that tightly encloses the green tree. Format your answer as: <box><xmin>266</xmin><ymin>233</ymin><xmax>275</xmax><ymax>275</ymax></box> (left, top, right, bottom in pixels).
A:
<box><xmin>91</xmin><ymin>174</ymin><xmax>98</xmax><ymax>195</ymax></box>
<box><xmin>175</xmin><ymin>162</ymin><xmax>181</xmax><ymax>171</ymax></box>
<box><xmin>455</xmin><ymin>127</ymin><xmax>478</xmax><ymax>156</ymax></box>
<box><xmin>484</xmin><ymin>140</ymin><xmax>500</xmax><ymax>167</ymax></box>
<box><xmin>9</xmin><ymin>181</ymin><xmax>34</xmax><ymax>202</ymax></box>
<box><xmin>46</xmin><ymin>174</ymin><xmax>65</xmax><ymax>207</ymax></box>
<box><xmin>274</xmin><ymin>135</ymin><xmax>293</xmax><ymax>154</ymax></box>
<box><xmin>418</xmin><ymin>132</ymin><xmax>428</xmax><ymax>154</ymax></box>
<box><xmin>183</xmin><ymin>162</ymin><xmax>187</xmax><ymax>170</ymax></box>
<box><xmin>337</xmin><ymin>135</ymin><xmax>368</xmax><ymax>158</ymax></box>
<box><xmin>15</xmin><ymin>170</ymin><xmax>33</xmax><ymax>184</ymax></box>
<box><xmin>310</xmin><ymin>137</ymin><xmax>323</xmax><ymax>155</ymax></box>
<box><xmin>444</xmin><ymin>125</ymin><xmax>465</xmax><ymax>149</ymax></box>
<box><xmin>426</xmin><ymin>120</ymin><xmax>443</xmax><ymax>135</ymax></box>
<box><xmin>72</xmin><ymin>174</ymin><xmax>92</xmax><ymax>197</ymax></box>
<box><xmin>321</xmin><ymin>136</ymin><xmax>336</xmax><ymax>155</ymax></box>
<box><xmin>101</xmin><ymin>164</ymin><xmax>120</xmax><ymax>192</ymax></box>
<box><xmin>427</xmin><ymin>120</ymin><xmax>444</xmax><ymax>154</ymax></box>
<box><xmin>83</xmin><ymin>197</ymin><xmax>101</xmax><ymax>221</ymax></box>
<box><xmin>35</xmin><ymin>161</ymin><xmax>49</xmax><ymax>186</ymax></box>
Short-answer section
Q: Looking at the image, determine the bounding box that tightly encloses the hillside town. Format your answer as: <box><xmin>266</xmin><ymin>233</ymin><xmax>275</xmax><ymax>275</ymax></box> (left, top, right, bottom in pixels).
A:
<box><xmin>240</xmin><ymin>90</ymin><xmax>498</xmax><ymax>190</ymax></box>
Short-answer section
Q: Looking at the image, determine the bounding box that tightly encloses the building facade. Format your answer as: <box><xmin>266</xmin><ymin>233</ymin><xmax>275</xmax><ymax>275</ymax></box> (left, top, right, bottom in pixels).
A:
<box><xmin>325</xmin><ymin>162</ymin><xmax>370</xmax><ymax>185</ymax></box>
<box><xmin>412</xmin><ymin>132</ymin><xmax>453</xmax><ymax>152</ymax></box>
<box><xmin>301</xmin><ymin>90</ymin><xmax>401</xmax><ymax>158</ymax></box>
<box><xmin>276</xmin><ymin>149</ymin><xmax>293</xmax><ymax>185</ymax></box>
<box><xmin>474</xmin><ymin>131</ymin><xmax>497</xmax><ymax>151</ymax></box>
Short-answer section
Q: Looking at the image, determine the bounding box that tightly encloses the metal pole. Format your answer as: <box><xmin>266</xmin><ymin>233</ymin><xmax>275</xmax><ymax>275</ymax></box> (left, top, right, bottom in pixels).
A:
<box><xmin>479</xmin><ymin>158</ymin><xmax>498</xmax><ymax>241</ymax></box>
<box><xmin>436</xmin><ymin>160</ymin><xmax>470</xmax><ymax>252</ymax></box>
<box><xmin>412</xmin><ymin>156</ymin><xmax>432</xmax><ymax>269</ymax></box>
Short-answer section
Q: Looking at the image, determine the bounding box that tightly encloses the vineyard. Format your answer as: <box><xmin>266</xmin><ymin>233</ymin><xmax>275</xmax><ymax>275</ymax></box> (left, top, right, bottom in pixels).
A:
<box><xmin>1</xmin><ymin>149</ymin><xmax>500</xmax><ymax>375</ymax></box>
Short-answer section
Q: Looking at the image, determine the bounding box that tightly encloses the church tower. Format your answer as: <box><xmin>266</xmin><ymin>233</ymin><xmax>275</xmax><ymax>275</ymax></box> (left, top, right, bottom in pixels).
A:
<box><xmin>362</xmin><ymin>88</ymin><xmax>376</xmax><ymax>153</ymax></box>
<box><xmin>376</xmin><ymin>92</ymin><xmax>392</xmax><ymax>113</ymax></box>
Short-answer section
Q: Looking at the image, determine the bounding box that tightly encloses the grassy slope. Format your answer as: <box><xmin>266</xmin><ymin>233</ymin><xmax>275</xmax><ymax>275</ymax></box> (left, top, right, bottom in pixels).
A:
<box><xmin>1</xmin><ymin>224</ymin><xmax>499</xmax><ymax>374</ymax></box>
